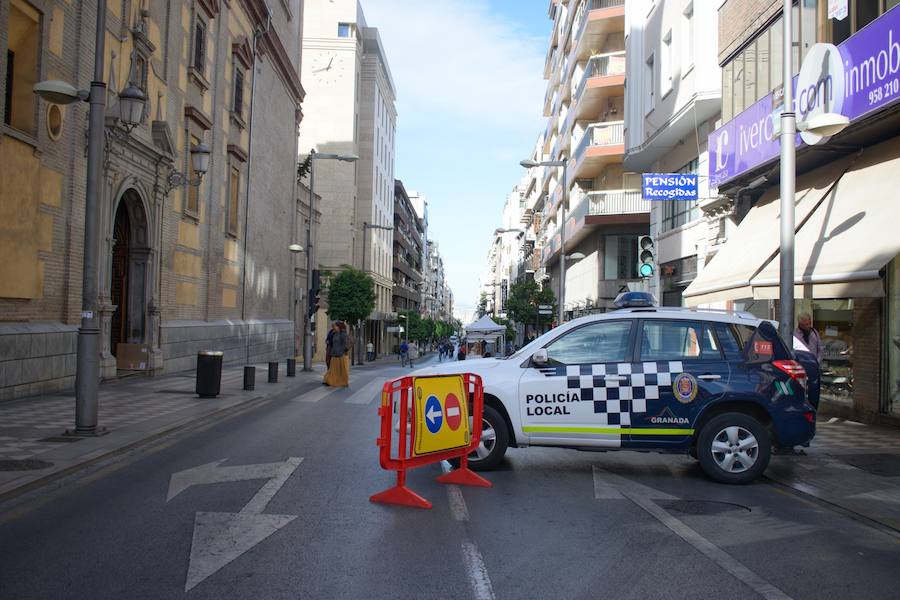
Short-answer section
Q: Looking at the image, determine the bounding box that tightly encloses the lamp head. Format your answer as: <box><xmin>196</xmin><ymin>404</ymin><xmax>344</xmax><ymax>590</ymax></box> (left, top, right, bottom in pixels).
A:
<box><xmin>33</xmin><ymin>80</ymin><xmax>87</xmax><ymax>105</ymax></box>
<box><xmin>118</xmin><ymin>84</ymin><xmax>147</xmax><ymax>127</ymax></box>
<box><xmin>288</xmin><ymin>243</ymin><xmax>304</xmax><ymax>253</ymax></box>
<box><xmin>800</xmin><ymin>112</ymin><xmax>850</xmax><ymax>137</ymax></box>
<box><xmin>190</xmin><ymin>143</ymin><xmax>212</xmax><ymax>175</ymax></box>
<box><xmin>520</xmin><ymin>159</ymin><xmax>539</xmax><ymax>168</ymax></box>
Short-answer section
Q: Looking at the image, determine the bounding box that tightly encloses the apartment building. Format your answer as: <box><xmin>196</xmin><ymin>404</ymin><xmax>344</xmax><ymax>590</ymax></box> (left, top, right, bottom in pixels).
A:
<box><xmin>683</xmin><ymin>0</ymin><xmax>900</xmax><ymax>421</ymax></box>
<box><xmin>534</xmin><ymin>0</ymin><xmax>650</xmax><ymax>318</ymax></box>
<box><xmin>391</xmin><ymin>180</ymin><xmax>423</xmax><ymax>315</ymax></box>
<box><xmin>0</xmin><ymin>0</ymin><xmax>305</xmax><ymax>398</ymax></box>
<box><xmin>624</xmin><ymin>0</ymin><xmax>722</xmax><ymax>306</ymax></box>
<box><xmin>299</xmin><ymin>0</ymin><xmax>397</xmax><ymax>357</ymax></box>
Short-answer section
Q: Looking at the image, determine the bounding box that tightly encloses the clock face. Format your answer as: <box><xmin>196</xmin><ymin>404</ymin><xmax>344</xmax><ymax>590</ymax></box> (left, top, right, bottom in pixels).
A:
<box><xmin>311</xmin><ymin>53</ymin><xmax>344</xmax><ymax>85</ymax></box>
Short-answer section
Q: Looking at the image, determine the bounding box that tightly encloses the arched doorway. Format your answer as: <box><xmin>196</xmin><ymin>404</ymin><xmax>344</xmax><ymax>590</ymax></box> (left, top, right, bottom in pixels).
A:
<box><xmin>110</xmin><ymin>189</ymin><xmax>150</xmax><ymax>357</ymax></box>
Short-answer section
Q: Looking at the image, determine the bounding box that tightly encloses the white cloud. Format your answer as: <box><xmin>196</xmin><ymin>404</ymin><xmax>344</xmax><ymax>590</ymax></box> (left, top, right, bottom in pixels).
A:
<box><xmin>362</xmin><ymin>0</ymin><xmax>546</xmax><ymax>129</ymax></box>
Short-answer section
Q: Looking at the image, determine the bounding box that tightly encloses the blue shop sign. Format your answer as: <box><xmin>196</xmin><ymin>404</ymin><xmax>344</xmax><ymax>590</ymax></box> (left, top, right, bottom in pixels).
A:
<box><xmin>641</xmin><ymin>173</ymin><xmax>699</xmax><ymax>201</ymax></box>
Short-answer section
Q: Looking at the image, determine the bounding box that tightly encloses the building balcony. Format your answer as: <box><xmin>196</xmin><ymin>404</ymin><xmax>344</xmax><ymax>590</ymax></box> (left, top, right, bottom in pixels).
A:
<box><xmin>571</xmin><ymin>0</ymin><xmax>625</xmax><ymax>63</ymax></box>
<box><xmin>541</xmin><ymin>186</ymin><xmax>646</xmax><ymax>266</ymax></box>
<box><xmin>573</xmin><ymin>120</ymin><xmax>624</xmax><ymax>179</ymax></box>
<box><xmin>392</xmin><ymin>284</ymin><xmax>420</xmax><ymax>303</ymax></box>
<box><xmin>543</xmin><ymin>119</ymin><xmax>556</xmax><ymax>154</ymax></box>
<box><xmin>392</xmin><ymin>254</ymin><xmax>421</xmax><ymax>280</ymax></box>
<box><xmin>582</xmin><ymin>189</ymin><xmax>648</xmax><ymax>218</ymax></box>
<box><xmin>573</xmin><ymin>51</ymin><xmax>625</xmax><ymax>120</ymax></box>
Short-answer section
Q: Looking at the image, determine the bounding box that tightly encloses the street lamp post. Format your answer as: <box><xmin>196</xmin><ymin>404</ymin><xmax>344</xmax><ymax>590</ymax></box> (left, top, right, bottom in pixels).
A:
<box><xmin>520</xmin><ymin>159</ymin><xmax>568</xmax><ymax>324</ymax></box>
<box><xmin>288</xmin><ymin>243</ymin><xmax>305</xmax><ymax>361</ymax></box>
<box><xmin>778</xmin><ymin>0</ymin><xmax>797</xmax><ymax>346</ymax></box>
<box><xmin>303</xmin><ymin>150</ymin><xmax>358</xmax><ymax>372</ymax></box>
<box><xmin>777</xmin><ymin>1</ymin><xmax>849</xmax><ymax>345</ymax></box>
<box><xmin>32</xmin><ymin>0</ymin><xmax>154</xmax><ymax>435</ymax></box>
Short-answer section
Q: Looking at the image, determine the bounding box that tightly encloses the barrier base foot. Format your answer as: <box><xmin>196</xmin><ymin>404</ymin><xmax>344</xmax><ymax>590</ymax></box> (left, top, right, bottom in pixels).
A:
<box><xmin>437</xmin><ymin>467</ymin><xmax>492</xmax><ymax>488</ymax></box>
<box><xmin>370</xmin><ymin>485</ymin><xmax>433</xmax><ymax>509</ymax></box>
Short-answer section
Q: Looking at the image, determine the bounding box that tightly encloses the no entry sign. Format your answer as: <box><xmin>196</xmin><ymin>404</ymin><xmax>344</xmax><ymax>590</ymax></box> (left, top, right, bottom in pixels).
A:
<box><xmin>445</xmin><ymin>393</ymin><xmax>462</xmax><ymax>431</ymax></box>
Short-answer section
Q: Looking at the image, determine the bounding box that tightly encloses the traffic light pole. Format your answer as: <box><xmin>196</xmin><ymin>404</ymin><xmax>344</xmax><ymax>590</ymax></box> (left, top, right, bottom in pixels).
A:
<box><xmin>303</xmin><ymin>150</ymin><xmax>316</xmax><ymax>372</ymax></box>
<box><xmin>558</xmin><ymin>162</ymin><xmax>567</xmax><ymax>325</ymax></box>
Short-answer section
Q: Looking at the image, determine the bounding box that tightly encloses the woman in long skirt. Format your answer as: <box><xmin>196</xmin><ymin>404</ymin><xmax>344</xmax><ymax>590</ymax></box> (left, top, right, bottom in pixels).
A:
<box><xmin>323</xmin><ymin>321</ymin><xmax>350</xmax><ymax>387</ymax></box>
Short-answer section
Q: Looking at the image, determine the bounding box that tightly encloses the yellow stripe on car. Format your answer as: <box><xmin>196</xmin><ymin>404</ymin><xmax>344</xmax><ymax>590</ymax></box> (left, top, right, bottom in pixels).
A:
<box><xmin>523</xmin><ymin>426</ymin><xmax>694</xmax><ymax>436</ymax></box>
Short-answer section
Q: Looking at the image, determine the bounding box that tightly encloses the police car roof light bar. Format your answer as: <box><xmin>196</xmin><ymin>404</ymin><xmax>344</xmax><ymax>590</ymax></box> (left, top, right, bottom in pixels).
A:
<box><xmin>613</xmin><ymin>291</ymin><xmax>657</xmax><ymax>309</ymax></box>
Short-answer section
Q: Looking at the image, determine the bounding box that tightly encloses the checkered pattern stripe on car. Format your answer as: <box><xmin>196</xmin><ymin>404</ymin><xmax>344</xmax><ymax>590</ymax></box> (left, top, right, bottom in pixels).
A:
<box><xmin>538</xmin><ymin>361</ymin><xmax>684</xmax><ymax>426</ymax></box>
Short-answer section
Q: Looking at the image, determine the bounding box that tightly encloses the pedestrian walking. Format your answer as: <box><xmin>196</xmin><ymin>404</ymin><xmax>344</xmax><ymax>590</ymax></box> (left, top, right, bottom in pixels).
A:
<box><xmin>399</xmin><ymin>340</ymin><xmax>410</xmax><ymax>367</ymax></box>
<box><xmin>324</xmin><ymin>322</ymin><xmax>338</xmax><ymax>370</ymax></box>
<box><xmin>324</xmin><ymin>321</ymin><xmax>350</xmax><ymax>387</ymax></box>
<box><xmin>366</xmin><ymin>341</ymin><xmax>374</xmax><ymax>362</ymax></box>
<box><xmin>457</xmin><ymin>343</ymin><xmax>467</xmax><ymax>361</ymax></box>
<box><xmin>794</xmin><ymin>312</ymin><xmax>824</xmax><ymax>363</ymax></box>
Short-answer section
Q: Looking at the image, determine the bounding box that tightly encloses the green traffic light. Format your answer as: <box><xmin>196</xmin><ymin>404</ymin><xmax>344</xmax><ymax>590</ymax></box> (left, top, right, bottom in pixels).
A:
<box><xmin>639</xmin><ymin>263</ymin><xmax>654</xmax><ymax>278</ymax></box>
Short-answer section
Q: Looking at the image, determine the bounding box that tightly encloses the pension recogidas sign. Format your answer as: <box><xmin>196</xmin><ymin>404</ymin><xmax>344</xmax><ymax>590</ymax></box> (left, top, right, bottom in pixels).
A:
<box><xmin>641</xmin><ymin>173</ymin><xmax>699</xmax><ymax>201</ymax></box>
<box><xmin>709</xmin><ymin>5</ymin><xmax>900</xmax><ymax>187</ymax></box>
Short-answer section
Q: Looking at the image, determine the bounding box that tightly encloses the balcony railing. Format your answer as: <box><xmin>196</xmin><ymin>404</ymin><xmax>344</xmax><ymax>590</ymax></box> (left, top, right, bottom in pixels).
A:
<box><xmin>574</xmin><ymin>51</ymin><xmax>626</xmax><ymax>101</ymax></box>
<box><xmin>583</xmin><ymin>189</ymin><xmax>648</xmax><ymax>216</ymax></box>
<box><xmin>573</xmin><ymin>0</ymin><xmax>626</xmax><ymax>51</ymax></box>
<box><xmin>574</xmin><ymin>120</ymin><xmax>624</xmax><ymax>160</ymax></box>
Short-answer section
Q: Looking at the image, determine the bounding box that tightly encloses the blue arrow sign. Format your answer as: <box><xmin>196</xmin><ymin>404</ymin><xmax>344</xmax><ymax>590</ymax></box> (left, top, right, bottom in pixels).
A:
<box><xmin>424</xmin><ymin>395</ymin><xmax>443</xmax><ymax>434</ymax></box>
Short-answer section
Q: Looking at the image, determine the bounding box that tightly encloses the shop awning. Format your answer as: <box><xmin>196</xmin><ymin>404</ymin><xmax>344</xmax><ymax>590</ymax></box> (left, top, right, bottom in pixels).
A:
<box><xmin>750</xmin><ymin>136</ymin><xmax>900</xmax><ymax>299</ymax></box>
<box><xmin>683</xmin><ymin>155</ymin><xmax>857</xmax><ymax>306</ymax></box>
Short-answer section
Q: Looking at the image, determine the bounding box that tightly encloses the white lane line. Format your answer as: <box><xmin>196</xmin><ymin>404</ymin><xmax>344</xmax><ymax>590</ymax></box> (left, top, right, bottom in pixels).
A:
<box><xmin>441</xmin><ymin>461</ymin><xmax>494</xmax><ymax>600</ymax></box>
<box><xmin>441</xmin><ymin>461</ymin><xmax>470</xmax><ymax>521</ymax></box>
<box><xmin>296</xmin><ymin>385</ymin><xmax>342</xmax><ymax>403</ymax></box>
<box><xmin>615</xmin><ymin>486</ymin><xmax>793</xmax><ymax>600</ymax></box>
<box><xmin>346</xmin><ymin>376</ymin><xmax>384</xmax><ymax>405</ymax></box>
<box><xmin>461</xmin><ymin>541</ymin><xmax>496</xmax><ymax>600</ymax></box>
<box><xmin>592</xmin><ymin>466</ymin><xmax>677</xmax><ymax>501</ymax></box>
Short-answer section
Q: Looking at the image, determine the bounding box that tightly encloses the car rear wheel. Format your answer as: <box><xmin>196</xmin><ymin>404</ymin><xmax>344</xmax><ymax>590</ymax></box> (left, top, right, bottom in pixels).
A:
<box><xmin>466</xmin><ymin>405</ymin><xmax>508</xmax><ymax>471</ymax></box>
<box><xmin>697</xmin><ymin>412</ymin><xmax>771</xmax><ymax>484</ymax></box>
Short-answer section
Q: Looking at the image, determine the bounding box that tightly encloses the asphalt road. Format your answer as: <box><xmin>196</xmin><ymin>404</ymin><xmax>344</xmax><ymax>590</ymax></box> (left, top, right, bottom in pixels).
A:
<box><xmin>1</xmin><ymin>355</ymin><xmax>898</xmax><ymax>600</ymax></box>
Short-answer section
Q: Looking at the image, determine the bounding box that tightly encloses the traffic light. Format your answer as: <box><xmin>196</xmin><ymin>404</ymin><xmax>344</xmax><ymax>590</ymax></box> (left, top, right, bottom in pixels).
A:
<box><xmin>308</xmin><ymin>269</ymin><xmax>321</xmax><ymax>317</ymax></box>
<box><xmin>637</xmin><ymin>235</ymin><xmax>655</xmax><ymax>279</ymax></box>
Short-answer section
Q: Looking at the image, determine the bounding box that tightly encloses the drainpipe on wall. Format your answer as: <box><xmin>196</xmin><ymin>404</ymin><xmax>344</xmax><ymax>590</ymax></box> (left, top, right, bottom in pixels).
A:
<box><xmin>241</xmin><ymin>9</ymin><xmax>273</xmax><ymax>364</ymax></box>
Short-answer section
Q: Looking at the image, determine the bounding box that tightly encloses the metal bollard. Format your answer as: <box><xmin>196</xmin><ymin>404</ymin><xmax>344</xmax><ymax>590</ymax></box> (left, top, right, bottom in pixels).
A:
<box><xmin>243</xmin><ymin>366</ymin><xmax>256</xmax><ymax>390</ymax></box>
<box><xmin>268</xmin><ymin>361</ymin><xmax>278</xmax><ymax>383</ymax></box>
<box><xmin>287</xmin><ymin>358</ymin><xmax>296</xmax><ymax>377</ymax></box>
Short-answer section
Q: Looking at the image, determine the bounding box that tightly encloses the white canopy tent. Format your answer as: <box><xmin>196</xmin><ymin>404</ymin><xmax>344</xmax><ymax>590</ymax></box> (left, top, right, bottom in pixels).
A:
<box><xmin>464</xmin><ymin>315</ymin><xmax>507</xmax><ymax>357</ymax></box>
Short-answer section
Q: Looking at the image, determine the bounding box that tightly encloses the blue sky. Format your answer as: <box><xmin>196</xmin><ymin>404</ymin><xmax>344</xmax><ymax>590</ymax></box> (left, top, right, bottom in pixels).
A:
<box><xmin>362</xmin><ymin>0</ymin><xmax>550</xmax><ymax>319</ymax></box>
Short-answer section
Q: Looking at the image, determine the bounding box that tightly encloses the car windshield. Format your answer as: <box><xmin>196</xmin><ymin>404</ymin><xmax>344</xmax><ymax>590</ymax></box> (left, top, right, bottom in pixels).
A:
<box><xmin>504</xmin><ymin>326</ymin><xmax>564</xmax><ymax>359</ymax></box>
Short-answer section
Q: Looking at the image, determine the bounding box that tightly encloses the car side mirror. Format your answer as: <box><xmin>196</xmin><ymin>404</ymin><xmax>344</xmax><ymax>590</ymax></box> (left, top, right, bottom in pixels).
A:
<box><xmin>531</xmin><ymin>349</ymin><xmax>548</xmax><ymax>366</ymax></box>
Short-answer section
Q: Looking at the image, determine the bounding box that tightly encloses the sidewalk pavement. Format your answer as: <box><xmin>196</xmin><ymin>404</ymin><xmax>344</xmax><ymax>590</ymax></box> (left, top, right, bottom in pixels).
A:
<box><xmin>767</xmin><ymin>416</ymin><xmax>900</xmax><ymax>533</ymax></box>
<box><xmin>0</xmin><ymin>360</ymin><xmax>326</xmax><ymax>501</ymax></box>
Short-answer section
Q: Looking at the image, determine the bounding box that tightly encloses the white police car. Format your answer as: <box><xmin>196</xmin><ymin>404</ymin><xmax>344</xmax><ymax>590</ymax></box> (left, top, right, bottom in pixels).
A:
<box><xmin>414</xmin><ymin>292</ymin><xmax>815</xmax><ymax>484</ymax></box>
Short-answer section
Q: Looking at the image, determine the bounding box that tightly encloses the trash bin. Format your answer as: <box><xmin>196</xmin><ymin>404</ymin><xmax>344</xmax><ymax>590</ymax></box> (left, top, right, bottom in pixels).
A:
<box><xmin>196</xmin><ymin>351</ymin><xmax>224</xmax><ymax>398</ymax></box>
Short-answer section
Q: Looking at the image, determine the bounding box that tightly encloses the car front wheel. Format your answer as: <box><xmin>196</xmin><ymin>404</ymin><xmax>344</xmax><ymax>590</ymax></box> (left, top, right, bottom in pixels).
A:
<box><xmin>466</xmin><ymin>405</ymin><xmax>509</xmax><ymax>471</ymax></box>
<box><xmin>697</xmin><ymin>412</ymin><xmax>771</xmax><ymax>484</ymax></box>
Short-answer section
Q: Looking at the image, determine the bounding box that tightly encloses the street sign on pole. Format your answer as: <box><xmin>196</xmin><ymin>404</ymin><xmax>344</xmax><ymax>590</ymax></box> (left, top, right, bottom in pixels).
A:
<box><xmin>538</xmin><ymin>304</ymin><xmax>553</xmax><ymax>310</ymax></box>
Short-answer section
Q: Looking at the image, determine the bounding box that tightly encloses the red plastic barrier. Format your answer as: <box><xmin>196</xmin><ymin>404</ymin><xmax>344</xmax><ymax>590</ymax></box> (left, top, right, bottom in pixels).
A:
<box><xmin>370</xmin><ymin>373</ymin><xmax>492</xmax><ymax>509</ymax></box>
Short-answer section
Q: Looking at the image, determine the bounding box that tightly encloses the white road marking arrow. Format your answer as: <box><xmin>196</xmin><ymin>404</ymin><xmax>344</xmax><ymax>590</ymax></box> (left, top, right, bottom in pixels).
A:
<box><xmin>427</xmin><ymin>406</ymin><xmax>442</xmax><ymax>424</ymax></box>
<box><xmin>167</xmin><ymin>457</ymin><xmax>303</xmax><ymax>591</ymax></box>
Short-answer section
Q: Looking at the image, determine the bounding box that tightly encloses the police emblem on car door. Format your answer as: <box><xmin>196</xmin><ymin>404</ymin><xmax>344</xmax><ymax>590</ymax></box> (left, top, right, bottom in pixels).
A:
<box><xmin>518</xmin><ymin>320</ymin><xmax>635</xmax><ymax>447</ymax></box>
<box><xmin>627</xmin><ymin>320</ymin><xmax>731</xmax><ymax>446</ymax></box>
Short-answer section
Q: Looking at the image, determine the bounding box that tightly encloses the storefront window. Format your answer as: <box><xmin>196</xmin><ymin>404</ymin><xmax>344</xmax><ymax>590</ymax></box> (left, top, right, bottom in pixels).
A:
<box><xmin>798</xmin><ymin>299</ymin><xmax>856</xmax><ymax>408</ymax></box>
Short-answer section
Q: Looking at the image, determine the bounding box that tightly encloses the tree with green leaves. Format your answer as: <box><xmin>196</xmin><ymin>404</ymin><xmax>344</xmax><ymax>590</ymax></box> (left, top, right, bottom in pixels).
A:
<box><xmin>326</xmin><ymin>267</ymin><xmax>375</xmax><ymax>364</ymax></box>
<box><xmin>505</xmin><ymin>280</ymin><xmax>556</xmax><ymax>335</ymax></box>
<box><xmin>477</xmin><ymin>292</ymin><xmax>489</xmax><ymax>317</ymax></box>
